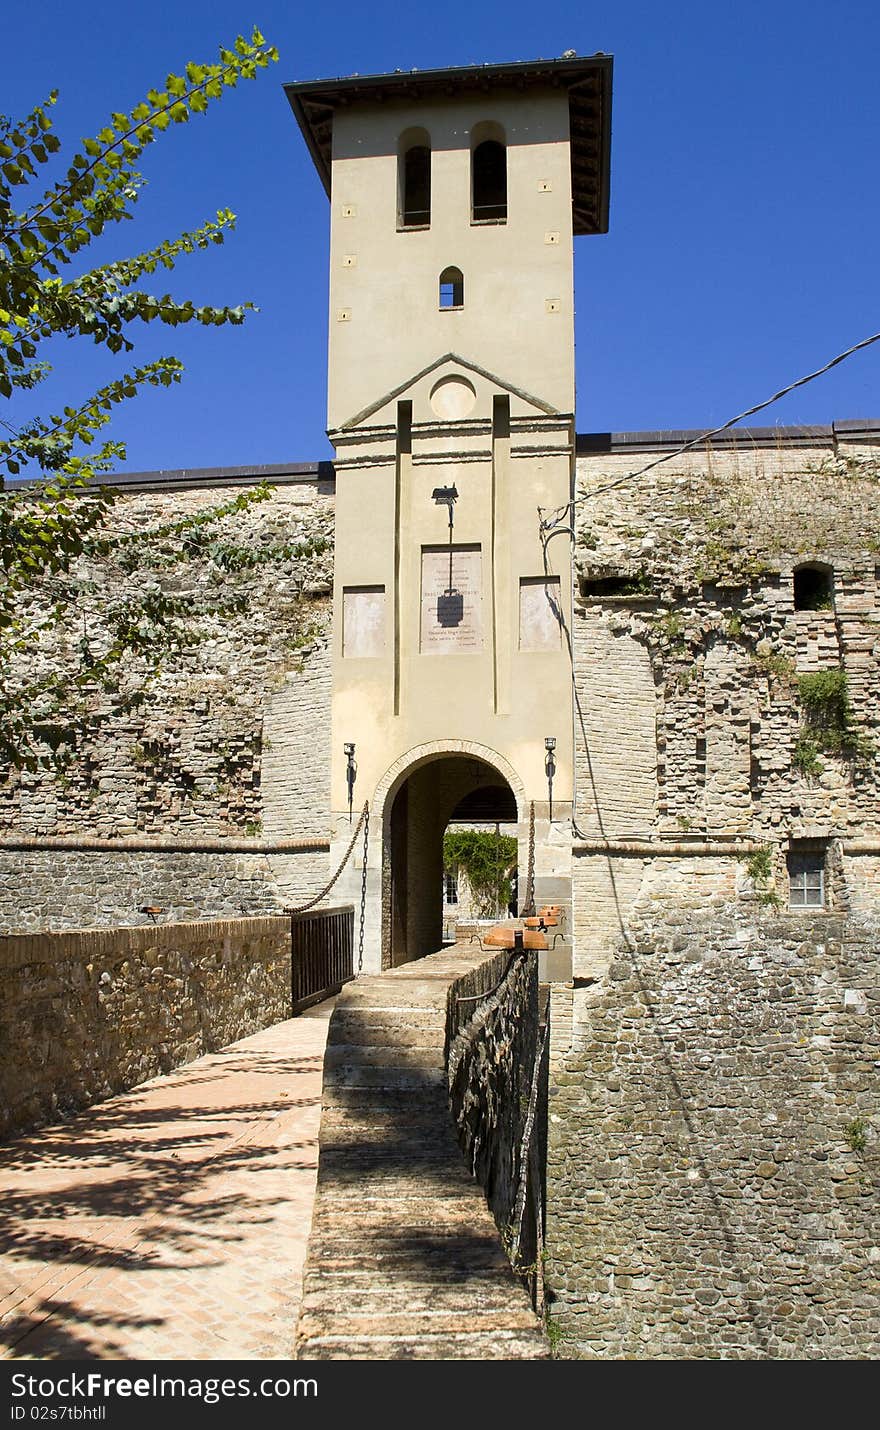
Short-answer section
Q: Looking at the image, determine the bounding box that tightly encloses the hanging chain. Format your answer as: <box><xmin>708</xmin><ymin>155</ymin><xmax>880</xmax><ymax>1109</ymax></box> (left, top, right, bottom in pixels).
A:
<box><xmin>358</xmin><ymin>803</ymin><xmax>369</xmax><ymax>974</ymax></box>
<box><xmin>522</xmin><ymin>799</ymin><xmax>536</xmax><ymax>916</ymax></box>
<box><xmin>285</xmin><ymin>801</ymin><xmax>369</xmax><ymax>916</ymax></box>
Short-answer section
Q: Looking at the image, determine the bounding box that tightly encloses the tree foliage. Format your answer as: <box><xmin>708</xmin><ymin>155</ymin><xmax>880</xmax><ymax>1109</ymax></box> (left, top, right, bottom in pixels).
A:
<box><xmin>0</xmin><ymin>29</ymin><xmax>278</xmax><ymax>772</ymax></box>
<box><xmin>443</xmin><ymin>829</ymin><xmax>518</xmax><ymax>918</ymax></box>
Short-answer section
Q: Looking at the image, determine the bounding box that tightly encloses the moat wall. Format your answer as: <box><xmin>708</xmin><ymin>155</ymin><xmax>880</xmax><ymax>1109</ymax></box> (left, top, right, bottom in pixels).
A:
<box><xmin>545</xmin><ymin>901</ymin><xmax>879</xmax><ymax>1359</ymax></box>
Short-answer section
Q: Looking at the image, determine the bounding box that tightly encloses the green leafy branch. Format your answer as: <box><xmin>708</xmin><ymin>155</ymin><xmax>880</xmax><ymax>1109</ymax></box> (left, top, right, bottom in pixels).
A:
<box><xmin>0</xmin><ymin>31</ymin><xmax>279</xmax><ymax>772</ymax></box>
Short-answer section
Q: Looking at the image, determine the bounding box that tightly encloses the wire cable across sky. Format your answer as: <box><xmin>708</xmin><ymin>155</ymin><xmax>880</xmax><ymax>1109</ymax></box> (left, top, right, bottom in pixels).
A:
<box><xmin>539</xmin><ymin>327</ymin><xmax>880</xmax><ymax>535</ymax></box>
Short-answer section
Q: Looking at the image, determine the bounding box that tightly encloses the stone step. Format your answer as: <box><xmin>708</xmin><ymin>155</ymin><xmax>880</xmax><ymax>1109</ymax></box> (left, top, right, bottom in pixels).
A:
<box><xmin>297</xmin><ymin>1329</ymin><xmax>550</xmax><ymax>1360</ymax></box>
<box><xmin>297</xmin><ymin>1307</ymin><xmax>544</xmax><ymax>1341</ymax></box>
<box><xmin>323</xmin><ymin>1043</ymin><xmax>445</xmax><ymax>1071</ymax></box>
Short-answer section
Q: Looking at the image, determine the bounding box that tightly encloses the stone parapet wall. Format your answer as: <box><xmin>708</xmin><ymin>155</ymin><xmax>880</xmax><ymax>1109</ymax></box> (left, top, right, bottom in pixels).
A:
<box><xmin>545</xmin><ymin>902</ymin><xmax>880</xmax><ymax>1359</ymax></box>
<box><xmin>0</xmin><ymin>916</ymin><xmax>291</xmax><ymax>1139</ymax></box>
<box><xmin>295</xmin><ymin>945</ymin><xmax>548</xmax><ymax>1359</ymax></box>
<box><xmin>2</xmin><ymin>846</ymin><xmax>330</xmax><ymax>933</ymax></box>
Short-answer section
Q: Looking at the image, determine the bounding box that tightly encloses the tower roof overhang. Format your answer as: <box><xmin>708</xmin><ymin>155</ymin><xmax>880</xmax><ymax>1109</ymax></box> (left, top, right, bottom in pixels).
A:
<box><xmin>284</xmin><ymin>53</ymin><xmax>613</xmax><ymax>236</ymax></box>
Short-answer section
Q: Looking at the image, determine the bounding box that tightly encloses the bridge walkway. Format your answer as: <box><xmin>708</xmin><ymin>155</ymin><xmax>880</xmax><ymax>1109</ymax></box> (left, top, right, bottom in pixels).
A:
<box><xmin>0</xmin><ymin>1005</ymin><xmax>332</xmax><ymax>1361</ymax></box>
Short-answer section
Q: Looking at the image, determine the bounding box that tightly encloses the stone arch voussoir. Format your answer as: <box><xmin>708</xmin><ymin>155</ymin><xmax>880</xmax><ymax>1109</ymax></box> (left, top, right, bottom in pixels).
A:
<box><xmin>374</xmin><ymin>740</ymin><xmax>527</xmax><ymax>827</ymax></box>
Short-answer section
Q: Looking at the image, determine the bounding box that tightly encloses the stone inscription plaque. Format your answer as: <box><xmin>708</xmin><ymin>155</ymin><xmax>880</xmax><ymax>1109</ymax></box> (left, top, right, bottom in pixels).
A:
<box><xmin>519</xmin><ymin>576</ymin><xmax>562</xmax><ymax>650</ymax></box>
<box><xmin>420</xmin><ymin>546</ymin><xmax>482</xmax><ymax>653</ymax></box>
<box><xmin>343</xmin><ymin>586</ymin><xmax>385</xmax><ymax>657</ymax></box>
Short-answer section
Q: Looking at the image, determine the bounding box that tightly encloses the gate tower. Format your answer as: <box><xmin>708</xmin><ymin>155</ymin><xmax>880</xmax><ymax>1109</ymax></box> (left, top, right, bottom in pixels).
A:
<box><xmin>286</xmin><ymin>55</ymin><xmax>612</xmax><ymax>972</ymax></box>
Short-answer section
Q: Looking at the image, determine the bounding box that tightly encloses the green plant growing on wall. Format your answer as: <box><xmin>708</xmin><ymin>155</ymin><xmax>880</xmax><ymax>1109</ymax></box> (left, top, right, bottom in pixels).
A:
<box><xmin>726</xmin><ymin>612</ymin><xmax>743</xmax><ymax>638</ymax></box>
<box><xmin>443</xmin><ymin>829</ymin><xmax>517</xmax><ymax>918</ymax></box>
<box><xmin>544</xmin><ymin>1313</ymin><xmax>563</xmax><ymax>1355</ymax></box>
<box><xmin>753</xmin><ymin>649</ymin><xmax>796</xmax><ymax>685</ymax></box>
<box><xmin>741</xmin><ymin>844</ymin><xmax>780</xmax><ymax>909</ymax></box>
<box><xmin>653</xmin><ymin>610</ymin><xmax>686</xmax><ymax>648</ymax></box>
<box><xmin>844</xmin><ymin>1116</ymin><xmax>868</xmax><ymax>1153</ymax></box>
<box><xmin>795</xmin><ymin>669</ymin><xmax>873</xmax><ymax>769</ymax></box>
<box><xmin>793</xmin><ymin>733</ymin><xmax>824</xmax><ymax>779</ymax></box>
<box><xmin>694</xmin><ymin>537</ymin><xmax>768</xmax><ymax>586</ymax></box>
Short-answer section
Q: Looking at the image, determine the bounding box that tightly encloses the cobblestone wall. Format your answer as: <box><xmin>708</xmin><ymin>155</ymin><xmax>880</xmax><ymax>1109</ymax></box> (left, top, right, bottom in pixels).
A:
<box><xmin>0</xmin><ymin>916</ymin><xmax>291</xmax><ymax>1140</ymax></box>
<box><xmin>1</xmin><ymin>476</ymin><xmax>334</xmax><ymax>932</ymax></box>
<box><xmin>545</xmin><ymin>902</ymin><xmax>880</xmax><ymax>1359</ymax></box>
<box><xmin>572</xmin><ymin>435</ymin><xmax>880</xmax><ymax>851</ymax></box>
<box><xmin>546</xmin><ymin>431</ymin><xmax>880</xmax><ymax>1358</ymax></box>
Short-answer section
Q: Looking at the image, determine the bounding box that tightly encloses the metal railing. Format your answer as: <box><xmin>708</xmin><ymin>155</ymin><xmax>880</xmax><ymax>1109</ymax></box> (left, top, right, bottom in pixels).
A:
<box><xmin>291</xmin><ymin>904</ymin><xmax>355</xmax><ymax>1011</ymax></box>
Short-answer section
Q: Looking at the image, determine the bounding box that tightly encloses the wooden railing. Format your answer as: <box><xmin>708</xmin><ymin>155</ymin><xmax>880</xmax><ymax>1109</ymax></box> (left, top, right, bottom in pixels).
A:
<box><xmin>291</xmin><ymin>904</ymin><xmax>355</xmax><ymax>1011</ymax></box>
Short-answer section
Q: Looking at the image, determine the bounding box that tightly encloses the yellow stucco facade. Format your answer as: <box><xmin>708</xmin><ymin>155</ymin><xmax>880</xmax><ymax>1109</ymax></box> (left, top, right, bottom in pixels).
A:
<box><xmin>286</xmin><ymin>57</ymin><xmax>612</xmax><ymax>970</ymax></box>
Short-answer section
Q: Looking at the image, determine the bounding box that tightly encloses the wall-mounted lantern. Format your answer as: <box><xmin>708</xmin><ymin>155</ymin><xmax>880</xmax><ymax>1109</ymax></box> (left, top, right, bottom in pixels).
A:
<box><xmin>545</xmin><ymin>736</ymin><xmax>557</xmax><ymax>822</ymax></box>
<box><xmin>344</xmin><ymin>742</ymin><xmax>357</xmax><ymax>822</ymax></box>
<box><xmin>432</xmin><ymin>484</ymin><xmax>462</xmax><ymax>627</ymax></box>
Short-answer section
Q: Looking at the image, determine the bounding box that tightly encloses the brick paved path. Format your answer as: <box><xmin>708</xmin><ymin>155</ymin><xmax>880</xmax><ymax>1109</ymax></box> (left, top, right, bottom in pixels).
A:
<box><xmin>0</xmin><ymin>1006</ymin><xmax>332</xmax><ymax>1361</ymax></box>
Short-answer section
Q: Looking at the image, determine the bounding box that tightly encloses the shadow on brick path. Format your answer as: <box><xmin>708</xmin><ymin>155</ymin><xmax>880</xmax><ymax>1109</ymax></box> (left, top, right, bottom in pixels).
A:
<box><xmin>0</xmin><ymin>1007</ymin><xmax>332</xmax><ymax>1361</ymax></box>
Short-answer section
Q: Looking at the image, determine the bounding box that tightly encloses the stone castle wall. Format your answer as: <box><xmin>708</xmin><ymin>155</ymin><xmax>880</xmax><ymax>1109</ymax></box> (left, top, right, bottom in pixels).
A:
<box><xmin>544</xmin><ymin>901</ymin><xmax>879</xmax><ymax>1359</ymax></box>
<box><xmin>544</xmin><ymin>429</ymin><xmax>880</xmax><ymax>1358</ymax></box>
<box><xmin>2</xmin><ymin>476</ymin><xmax>334</xmax><ymax>931</ymax></box>
<box><xmin>5</xmin><ymin>426</ymin><xmax>880</xmax><ymax>1356</ymax></box>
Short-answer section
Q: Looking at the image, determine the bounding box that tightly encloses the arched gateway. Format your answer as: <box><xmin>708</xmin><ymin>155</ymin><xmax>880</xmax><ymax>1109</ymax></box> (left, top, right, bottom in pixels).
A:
<box><xmin>377</xmin><ymin>743</ymin><xmax>524</xmax><ymax>968</ymax></box>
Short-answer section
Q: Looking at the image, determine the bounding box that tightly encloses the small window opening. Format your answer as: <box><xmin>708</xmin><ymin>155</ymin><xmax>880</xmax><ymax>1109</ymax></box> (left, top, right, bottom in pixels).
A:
<box><xmin>578</xmin><ymin>572</ymin><xmax>651</xmax><ymax>599</ymax></box>
<box><xmin>787</xmin><ymin>843</ymin><xmax>826</xmax><ymax>908</ymax></box>
<box><xmin>794</xmin><ymin>564</ymin><xmax>834</xmax><ymax>611</ymax></box>
<box><xmin>472</xmin><ymin>138</ymin><xmax>507</xmax><ymax>221</ymax></box>
<box><xmin>397</xmin><ymin>400</ymin><xmax>412</xmax><ymax>455</ymax></box>
<box><xmin>400</xmin><ymin>143</ymin><xmax>431</xmax><ymax>227</ymax></box>
<box><xmin>439</xmin><ymin>266</ymin><xmax>464</xmax><ymax>309</ymax></box>
<box><xmin>492</xmin><ymin>394</ymin><xmax>510</xmax><ymax>439</ymax></box>
<box><xmin>444</xmin><ymin>871</ymin><xmax>458</xmax><ymax>905</ymax></box>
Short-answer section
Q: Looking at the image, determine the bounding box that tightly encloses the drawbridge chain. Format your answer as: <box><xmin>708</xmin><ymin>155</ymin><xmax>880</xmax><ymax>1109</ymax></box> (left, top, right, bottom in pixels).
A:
<box><xmin>285</xmin><ymin>800</ymin><xmax>369</xmax><ymax>918</ymax></box>
<box><xmin>358</xmin><ymin>804</ymin><xmax>369</xmax><ymax>974</ymax></box>
<box><xmin>522</xmin><ymin>800</ymin><xmax>536</xmax><ymax>917</ymax></box>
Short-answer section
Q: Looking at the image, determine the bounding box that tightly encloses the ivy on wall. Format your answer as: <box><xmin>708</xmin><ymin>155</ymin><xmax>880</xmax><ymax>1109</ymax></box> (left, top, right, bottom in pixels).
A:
<box><xmin>443</xmin><ymin>829</ymin><xmax>517</xmax><ymax>919</ymax></box>
<box><xmin>794</xmin><ymin>669</ymin><xmax>873</xmax><ymax>776</ymax></box>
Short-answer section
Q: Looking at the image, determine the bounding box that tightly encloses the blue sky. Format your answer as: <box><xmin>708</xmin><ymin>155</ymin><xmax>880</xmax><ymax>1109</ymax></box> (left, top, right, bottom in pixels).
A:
<box><xmin>5</xmin><ymin>0</ymin><xmax>879</xmax><ymax>471</ymax></box>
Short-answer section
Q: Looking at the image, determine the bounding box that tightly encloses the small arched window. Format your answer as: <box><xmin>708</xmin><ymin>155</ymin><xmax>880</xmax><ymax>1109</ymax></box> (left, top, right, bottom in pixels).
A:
<box><xmin>398</xmin><ymin>128</ymin><xmax>431</xmax><ymax>228</ymax></box>
<box><xmin>793</xmin><ymin>563</ymin><xmax>834</xmax><ymax>611</ymax></box>
<box><xmin>472</xmin><ymin>127</ymin><xmax>507</xmax><ymax>222</ymax></box>
<box><xmin>439</xmin><ymin>267</ymin><xmax>464</xmax><ymax>309</ymax></box>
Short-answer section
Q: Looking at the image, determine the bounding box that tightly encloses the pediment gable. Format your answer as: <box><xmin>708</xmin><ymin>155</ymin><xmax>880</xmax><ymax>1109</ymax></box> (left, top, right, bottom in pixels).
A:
<box><xmin>336</xmin><ymin>352</ymin><xmax>560</xmax><ymax>433</ymax></box>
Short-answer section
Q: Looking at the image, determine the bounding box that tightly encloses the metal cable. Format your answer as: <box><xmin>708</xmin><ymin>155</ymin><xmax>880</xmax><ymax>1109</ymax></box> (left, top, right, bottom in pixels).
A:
<box><xmin>539</xmin><ymin>327</ymin><xmax>880</xmax><ymax>534</ymax></box>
